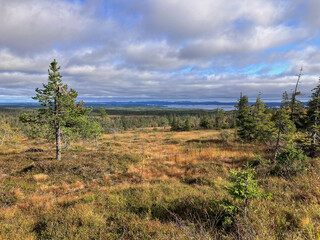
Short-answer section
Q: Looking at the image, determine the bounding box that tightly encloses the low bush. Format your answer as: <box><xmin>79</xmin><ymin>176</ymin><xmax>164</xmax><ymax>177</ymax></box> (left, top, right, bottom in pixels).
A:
<box><xmin>273</xmin><ymin>145</ymin><xmax>308</xmax><ymax>177</ymax></box>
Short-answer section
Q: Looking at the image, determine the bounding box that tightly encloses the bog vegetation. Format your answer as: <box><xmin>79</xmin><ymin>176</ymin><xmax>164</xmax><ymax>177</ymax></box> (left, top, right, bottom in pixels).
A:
<box><xmin>0</xmin><ymin>61</ymin><xmax>319</xmax><ymax>239</ymax></box>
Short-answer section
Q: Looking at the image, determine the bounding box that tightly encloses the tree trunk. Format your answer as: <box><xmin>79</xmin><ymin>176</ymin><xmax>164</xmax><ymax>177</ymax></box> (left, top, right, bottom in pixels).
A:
<box><xmin>274</xmin><ymin>127</ymin><xmax>281</xmax><ymax>160</ymax></box>
<box><xmin>54</xmin><ymin>82</ymin><xmax>61</xmax><ymax>160</ymax></box>
<box><xmin>291</xmin><ymin>66</ymin><xmax>303</xmax><ymax>121</ymax></box>
<box><xmin>56</xmin><ymin>123</ymin><xmax>61</xmax><ymax>161</ymax></box>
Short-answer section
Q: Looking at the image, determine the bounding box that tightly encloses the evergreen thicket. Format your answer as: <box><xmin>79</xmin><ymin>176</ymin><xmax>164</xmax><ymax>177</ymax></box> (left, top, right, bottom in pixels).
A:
<box><xmin>234</xmin><ymin>76</ymin><xmax>320</xmax><ymax>158</ymax></box>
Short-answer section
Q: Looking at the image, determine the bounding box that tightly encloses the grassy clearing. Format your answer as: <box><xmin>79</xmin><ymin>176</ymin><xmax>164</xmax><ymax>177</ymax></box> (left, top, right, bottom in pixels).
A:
<box><xmin>0</xmin><ymin>128</ymin><xmax>319</xmax><ymax>239</ymax></box>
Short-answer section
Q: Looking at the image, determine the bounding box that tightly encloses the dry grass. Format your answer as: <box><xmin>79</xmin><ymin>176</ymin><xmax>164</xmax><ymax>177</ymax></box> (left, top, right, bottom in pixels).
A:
<box><xmin>0</xmin><ymin>128</ymin><xmax>319</xmax><ymax>239</ymax></box>
<box><xmin>33</xmin><ymin>174</ymin><xmax>49</xmax><ymax>181</ymax></box>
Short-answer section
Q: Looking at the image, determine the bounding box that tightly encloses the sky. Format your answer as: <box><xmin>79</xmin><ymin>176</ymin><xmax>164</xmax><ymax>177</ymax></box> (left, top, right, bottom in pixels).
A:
<box><xmin>0</xmin><ymin>0</ymin><xmax>320</xmax><ymax>102</ymax></box>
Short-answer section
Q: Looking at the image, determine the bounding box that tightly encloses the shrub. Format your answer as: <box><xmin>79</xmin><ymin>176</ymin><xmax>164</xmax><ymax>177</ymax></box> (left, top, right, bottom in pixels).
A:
<box><xmin>219</xmin><ymin>131</ymin><xmax>233</xmax><ymax>144</ymax></box>
<box><xmin>273</xmin><ymin>145</ymin><xmax>308</xmax><ymax>177</ymax></box>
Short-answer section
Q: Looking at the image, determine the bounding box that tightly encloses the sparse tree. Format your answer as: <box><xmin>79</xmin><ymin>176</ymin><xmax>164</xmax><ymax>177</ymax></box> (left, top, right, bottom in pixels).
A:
<box><xmin>20</xmin><ymin>60</ymin><xmax>91</xmax><ymax>160</ymax></box>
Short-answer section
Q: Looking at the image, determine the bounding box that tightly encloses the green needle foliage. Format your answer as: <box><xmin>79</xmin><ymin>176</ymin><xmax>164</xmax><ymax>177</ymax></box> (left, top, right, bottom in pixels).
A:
<box><xmin>235</xmin><ymin>94</ymin><xmax>254</xmax><ymax>141</ymax></box>
<box><xmin>306</xmin><ymin>81</ymin><xmax>320</xmax><ymax>156</ymax></box>
<box><xmin>273</xmin><ymin>107</ymin><xmax>296</xmax><ymax>159</ymax></box>
<box><xmin>20</xmin><ymin>59</ymin><xmax>92</xmax><ymax>160</ymax></box>
<box><xmin>236</xmin><ymin>94</ymin><xmax>276</xmax><ymax>143</ymax></box>
<box><xmin>274</xmin><ymin>145</ymin><xmax>308</xmax><ymax>177</ymax></box>
<box><xmin>225</xmin><ymin>169</ymin><xmax>262</xmax><ymax>218</ymax></box>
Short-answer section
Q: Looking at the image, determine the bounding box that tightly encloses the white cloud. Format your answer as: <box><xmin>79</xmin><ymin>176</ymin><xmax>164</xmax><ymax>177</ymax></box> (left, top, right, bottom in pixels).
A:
<box><xmin>0</xmin><ymin>0</ymin><xmax>93</xmax><ymax>51</ymax></box>
<box><xmin>129</xmin><ymin>0</ymin><xmax>284</xmax><ymax>40</ymax></box>
<box><xmin>0</xmin><ymin>0</ymin><xmax>319</xmax><ymax>101</ymax></box>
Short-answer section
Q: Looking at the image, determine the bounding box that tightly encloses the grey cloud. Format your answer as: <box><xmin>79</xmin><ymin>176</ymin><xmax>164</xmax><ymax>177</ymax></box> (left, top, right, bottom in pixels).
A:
<box><xmin>0</xmin><ymin>0</ymin><xmax>93</xmax><ymax>52</ymax></box>
<box><xmin>0</xmin><ymin>0</ymin><xmax>319</xmax><ymax>101</ymax></box>
<box><xmin>124</xmin><ymin>0</ymin><xmax>285</xmax><ymax>40</ymax></box>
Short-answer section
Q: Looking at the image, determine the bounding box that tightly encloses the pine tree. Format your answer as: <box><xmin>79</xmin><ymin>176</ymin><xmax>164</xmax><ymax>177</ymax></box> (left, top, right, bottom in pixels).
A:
<box><xmin>20</xmin><ymin>60</ymin><xmax>91</xmax><ymax>160</ymax></box>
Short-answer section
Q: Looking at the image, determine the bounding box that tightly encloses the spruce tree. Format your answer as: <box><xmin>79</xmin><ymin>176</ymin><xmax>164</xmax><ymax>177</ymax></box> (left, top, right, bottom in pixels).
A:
<box><xmin>20</xmin><ymin>60</ymin><xmax>91</xmax><ymax>160</ymax></box>
<box><xmin>183</xmin><ymin>118</ymin><xmax>192</xmax><ymax>131</ymax></box>
<box><xmin>235</xmin><ymin>94</ymin><xmax>254</xmax><ymax>141</ymax></box>
<box><xmin>236</xmin><ymin>94</ymin><xmax>276</xmax><ymax>143</ymax></box>
<box><xmin>251</xmin><ymin>96</ymin><xmax>276</xmax><ymax>144</ymax></box>
<box><xmin>307</xmin><ymin>79</ymin><xmax>320</xmax><ymax>155</ymax></box>
<box><xmin>273</xmin><ymin>107</ymin><xmax>295</xmax><ymax>159</ymax></box>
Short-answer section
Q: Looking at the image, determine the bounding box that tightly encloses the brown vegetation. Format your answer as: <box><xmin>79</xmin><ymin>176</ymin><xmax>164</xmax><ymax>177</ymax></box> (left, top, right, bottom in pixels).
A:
<box><xmin>0</xmin><ymin>128</ymin><xmax>319</xmax><ymax>239</ymax></box>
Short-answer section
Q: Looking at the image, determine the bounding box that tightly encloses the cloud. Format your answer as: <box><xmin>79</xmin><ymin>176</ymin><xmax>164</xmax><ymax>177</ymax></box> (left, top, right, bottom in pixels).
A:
<box><xmin>126</xmin><ymin>0</ymin><xmax>284</xmax><ymax>40</ymax></box>
<box><xmin>0</xmin><ymin>0</ymin><xmax>319</xmax><ymax>101</ymax></box>
<box><xmin>0</xmin><ymin>0</ymin><xmax>92</xmax><ymax>52</ymax></box>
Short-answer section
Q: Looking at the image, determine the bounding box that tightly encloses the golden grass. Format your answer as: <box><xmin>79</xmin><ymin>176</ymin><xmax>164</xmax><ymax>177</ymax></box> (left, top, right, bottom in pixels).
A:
<box><xmin>33</xmin><ymin>173</ymin><xmax>49</xmax><ymax>181</ymax></box>
<box><xmin>0</xmin><ymin>128</ymin><xmax>319</xmax><ymax>239</ymax></box>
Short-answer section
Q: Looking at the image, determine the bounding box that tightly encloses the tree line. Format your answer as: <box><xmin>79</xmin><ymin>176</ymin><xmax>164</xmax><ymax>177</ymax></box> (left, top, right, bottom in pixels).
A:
<box><xmin>1</xmin><ymin>60</ymin><xmax>319</xmax><ymax>161</ymax></box>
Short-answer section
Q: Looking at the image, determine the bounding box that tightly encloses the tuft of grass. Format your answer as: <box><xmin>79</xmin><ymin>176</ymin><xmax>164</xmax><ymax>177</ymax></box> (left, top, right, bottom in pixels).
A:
<box><xmin>33</xmin><ymin>174</ymin><xmax>49</xmax><ymax>181</ymax></box>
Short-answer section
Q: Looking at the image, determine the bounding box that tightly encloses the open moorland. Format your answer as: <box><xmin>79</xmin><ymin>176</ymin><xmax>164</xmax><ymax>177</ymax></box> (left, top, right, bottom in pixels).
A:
<box><xmin>1</xmin><ymin>126</ymin><xmax>319</xmax><ymax>239</ymax></box>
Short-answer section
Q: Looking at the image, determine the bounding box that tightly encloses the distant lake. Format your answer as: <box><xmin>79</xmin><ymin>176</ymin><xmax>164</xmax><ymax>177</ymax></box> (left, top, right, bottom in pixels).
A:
<box><xmin>164</xmin><ymin>104</ymin><xmax>236</xmax><ymax>110</ymax></box>
<box><xmin>0</xmin><ymin>101</ymin><xmax>285</xmax><ymax>110</ymax></box>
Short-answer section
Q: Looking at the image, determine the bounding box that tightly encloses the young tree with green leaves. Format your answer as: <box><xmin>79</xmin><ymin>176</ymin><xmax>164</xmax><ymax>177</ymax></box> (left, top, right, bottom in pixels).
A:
<box><xmin>20</xmin><ymin>59</ymin><xmax>91</xmax><ymax>160</ymax></box>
